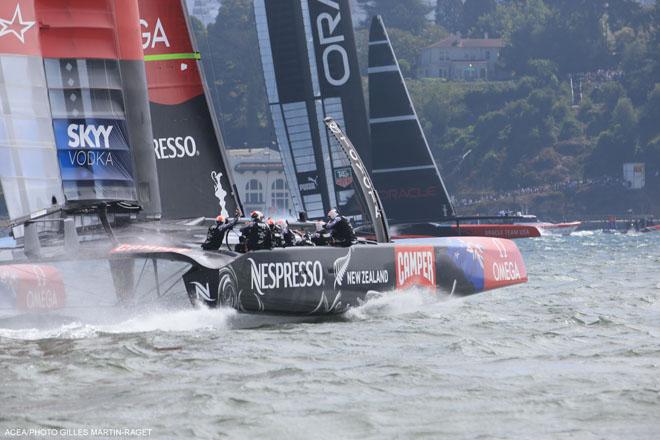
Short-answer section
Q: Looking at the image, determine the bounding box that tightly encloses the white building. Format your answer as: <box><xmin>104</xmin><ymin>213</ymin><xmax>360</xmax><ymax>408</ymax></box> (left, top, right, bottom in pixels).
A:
<box><xmin>226</xmin><ymin>148</ymin><xmax>293</xmax><ymax>218</ymax></box>
<box><xmin>186</xmin><ymin>0</ymin><xmax>221</xmax><ymax>26</ymax></box>
<box><xmin>623</xmin><ymin>163</ymin><xmax>645</xmax><ymax>189</ymax></box>
<box><xmin>418</xmin><ymin>35</ymin><xmax>504</xmax><ymax>81</ymax></box>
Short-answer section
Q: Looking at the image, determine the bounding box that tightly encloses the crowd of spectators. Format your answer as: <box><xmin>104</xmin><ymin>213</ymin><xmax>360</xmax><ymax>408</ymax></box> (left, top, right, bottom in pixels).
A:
<box><xmin>453</xmin><ymin>177</ymin><xmax>624</xmax><ymax>207</ymax></box>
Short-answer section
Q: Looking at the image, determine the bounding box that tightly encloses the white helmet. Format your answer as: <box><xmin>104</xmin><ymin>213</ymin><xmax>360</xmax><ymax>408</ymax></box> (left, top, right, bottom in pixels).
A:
<box><xmin>315</xmin><ymin>221</ymin><xmax>324</xmax><ymax>232</ymax></box>
<box><xmin>327</xmin><ymin>209</ymin><xmax>338</xmax><ymax>220</ymax></box>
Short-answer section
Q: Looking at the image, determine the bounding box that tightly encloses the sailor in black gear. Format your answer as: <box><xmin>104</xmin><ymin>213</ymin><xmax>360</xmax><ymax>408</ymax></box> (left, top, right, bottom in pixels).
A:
<box><xmin>239</xmin><ymin>210</ymin><xmax>272</xmax><ymax>252</ymax></box>
<box><xmin>311</xmin><ymin>221</ymin><xmax>331</xmax><ymax>246</ymax></box>
<box><xmin>323</xmin><ymin>209</ymin><xmax>356</xmax><ymax>247</ymax></box>
<box><xmin>201</xmin><ymin>209</ymin><xmax>241</xmax><ymax>251</ymax></box>
<box><xmin>267</xmin><ymin>218</ymin><xmax>284</xmax><ymax>248</ymax></box>
<box><xmin>280</xmin><ymin>220</ymin><xmax>296</xmax><ymax>247</ymax></box>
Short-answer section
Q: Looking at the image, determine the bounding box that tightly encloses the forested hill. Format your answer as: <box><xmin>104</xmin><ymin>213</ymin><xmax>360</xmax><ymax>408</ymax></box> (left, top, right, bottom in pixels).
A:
<box><xmin>193</xmin><ymin>0</ymin><xmax>660</xmax><ymax>217</ymax></box>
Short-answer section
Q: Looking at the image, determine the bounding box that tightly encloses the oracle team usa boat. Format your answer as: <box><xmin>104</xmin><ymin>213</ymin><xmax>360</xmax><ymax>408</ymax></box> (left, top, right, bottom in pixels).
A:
<box><xmin>367</xmin><ymin>16</ymin><xmax>542</xmax><ymax>240</ymax></box>
<box><xmin>0</xmin><ymin>0</ymin><xmax>527</xmax><ymax>317</ymax></box>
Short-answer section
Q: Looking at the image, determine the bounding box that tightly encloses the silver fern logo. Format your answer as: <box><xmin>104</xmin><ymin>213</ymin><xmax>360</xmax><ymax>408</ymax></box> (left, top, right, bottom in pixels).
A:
<box><xmin>333</xmin><ymin>248</ymin><xmax>352</xmax><ymax>289</ymax></box>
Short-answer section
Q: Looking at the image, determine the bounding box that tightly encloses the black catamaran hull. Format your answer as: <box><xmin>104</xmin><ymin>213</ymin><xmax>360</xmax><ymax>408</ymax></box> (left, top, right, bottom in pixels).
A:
<box><xmin>181</xmin><ymin>239</ymin><xmax>527</xmax><ymax>315</ymax></box>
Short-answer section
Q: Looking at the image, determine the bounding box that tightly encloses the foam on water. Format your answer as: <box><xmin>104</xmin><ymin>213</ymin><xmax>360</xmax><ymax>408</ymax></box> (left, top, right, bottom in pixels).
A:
<box><xmin>0</xmin><ymin>307</ymin><xmax>236</xmax><ymax>340</ymax></box>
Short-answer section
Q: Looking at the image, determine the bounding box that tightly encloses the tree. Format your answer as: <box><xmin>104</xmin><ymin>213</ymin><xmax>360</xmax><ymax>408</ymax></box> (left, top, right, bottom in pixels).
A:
<box><xmin>639</xmin><ymin>84</ymin><xmax>660</xmax><ymax>145</ymax></box>
<box><xmin>357</xmin><ymin>0</ymin><xmax>433</xmax><ymax>34</ymax></box>
<box><xmin>435</xmin><ymin>0</ymin><xmax>463</xmax><ymax>34</ymax></box>
<box><xmin>462</xmin><ymin>0</ymin><xmax>496</xmax><ymax>35</ymax></box>
<box><xmin>197</xmin><ymin>0</ymin><xmax>272</xmax><ymax>147</ymax></box>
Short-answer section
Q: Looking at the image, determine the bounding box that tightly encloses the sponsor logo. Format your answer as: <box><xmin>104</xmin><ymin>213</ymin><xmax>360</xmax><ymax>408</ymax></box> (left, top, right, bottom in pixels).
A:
<box><xmin>211</xmin><ymin>171</ymin><xmax>229</xmax><ymax>218</ymax></box>
<box><xmin>140</xmin><ymin>18</ymin><xmax>170</xmax><ymax>49</ymax></box>
<box><xmin>0</xmin><ymin>265</ymin><xmax>65</xmax><ymax>311</ymax></box>
<box><xmin>333</xmin><ymin>248</ymin><xmax>388</xmax><ymax>288</ymax></box>
<box><xmin>66</xmin><ymin>123</ymin><xmax>115</xmax><ymax>167</ymax></box>
<box><xmin>381</xmin><ymin>186</ymin><xmax>438</xmax><ymax>200</ymax></box>
<box><xmin>490</xmin><ymin>238</ymin><xmax>522</xmax><ymax>282</ymax></box>
<box><xmin>0</xmin><ymin>4</ymin><xmax>35</xmax><ymax>44</ymax></box>
<box><xmin>345</xmin><ymin>270</ymin><xmax>389</xmax><ymax>286</ymax></box>
<box><xmin>314</xmin><ymin>0</ymin><xmax>350</xmax><ymax>87</ymax></box>
<box><xmin>395</xmin><ymin>246</ymin><xmax>436</xmax><ymax>289</ymax></box>
<box><xmin>334</xmin><ymin>168</ymin><xmax>353</xmax><ymax>188</ymax></box>
<box><xmin>110</xmin><ymin>244</ymin><xmax>191</xmax><ymax>254</ymax></box>
<box><xmin>190</xmin><ymin>282</ymin><xmax>213</xmax><ymax>302</ymax></box>
<box><xmin>68</xmin><ymin>124</ymin><xmax>113</xmax><ymax>149</ymax></box>
<box><xmin>248</xmin><ymin>258</ymin><xmax>324</xmax><ymax>295</ymax></box>
<box><xmin>326</xmin><ymin>120</ymin><xmax>383</xmax><ymax>220</ymax></box>
<box><xmin>299</xmin><ymin>175</ymin><xmax>319</xmax><ymax>192</ymax></box>
<box><xmin>153</xmin><ymin>136</ymin><xmax>198</xmax><ymax>159</ymax></box>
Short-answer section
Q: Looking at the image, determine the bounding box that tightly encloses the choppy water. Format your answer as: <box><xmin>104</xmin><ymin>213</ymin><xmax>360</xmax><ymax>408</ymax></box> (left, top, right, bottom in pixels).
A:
<box><xmin>1</xmin><ymin>232</ymin><xmax>659</xmax><ymax>439</ymax></box>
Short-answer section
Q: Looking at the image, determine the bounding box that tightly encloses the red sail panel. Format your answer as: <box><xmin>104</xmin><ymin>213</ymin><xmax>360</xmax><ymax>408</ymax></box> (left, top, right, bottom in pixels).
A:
<box><xmin>139</xmin><ymin>0</ymin><xmax>203</xmax><ymax>105</ymax></box>
<box><xmin>0</xmin><ymin>1</ymin><xmax>40</xmax><ymax>56</ymax></box>
<box><xmin>35</xmin><ymin>0</ymin><xmax>143</xmax><ymax>60</ymax></box>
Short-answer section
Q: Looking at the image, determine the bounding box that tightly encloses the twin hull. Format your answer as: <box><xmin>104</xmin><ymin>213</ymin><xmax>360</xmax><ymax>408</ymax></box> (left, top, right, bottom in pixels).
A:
<box><xmin>183</xmin><ymin>238</ymin><xmax>527</xmax><ymax>315</ymax></box>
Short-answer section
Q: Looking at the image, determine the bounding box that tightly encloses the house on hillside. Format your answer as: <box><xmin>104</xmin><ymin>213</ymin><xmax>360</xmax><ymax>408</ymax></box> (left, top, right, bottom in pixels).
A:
<box><xmin>418</xmin><ymin>35</ymin><xmax>504</xmax><ymax>81</ymax></box>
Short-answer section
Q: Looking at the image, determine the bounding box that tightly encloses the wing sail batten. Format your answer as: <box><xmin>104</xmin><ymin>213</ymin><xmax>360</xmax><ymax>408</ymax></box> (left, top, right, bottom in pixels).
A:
<box><xmin>368</xmin><ymin>16</ymin><xmax>456</xmax><ymax>223</ymax></box>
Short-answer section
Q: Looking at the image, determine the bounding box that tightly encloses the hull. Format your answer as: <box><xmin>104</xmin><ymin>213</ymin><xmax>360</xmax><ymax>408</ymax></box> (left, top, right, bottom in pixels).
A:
<box><xmin>1</xmin><ymin>225</ymin><xmax>527</xmax><ymax>317</ymax></box>
<box><xmin>391</xmin><ymin>224</ymin><xmax>541</xmax><ymax>240</ymax></box>
<box><xmin>183</xmin><ymin>238</ymin><xmax>527</xmax><ymax>315</ymax></box>
<box><xmin>525</xmin><ymin>221</ymin><xmax>581</xmax><ymax>236</ymax></box>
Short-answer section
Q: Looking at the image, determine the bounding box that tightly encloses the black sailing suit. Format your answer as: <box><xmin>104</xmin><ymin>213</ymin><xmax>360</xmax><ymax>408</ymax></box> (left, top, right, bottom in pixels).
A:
<box><xmin>202</xmin><ymin>217</ymin><xmax>239</xmax><ymax>251</ymax></box>
<box><xmin>240</xmin><ymin>220</ymin><xmax>272</xmax><ymax>251</ymax></box>
<box><xmin>323</xmin><ymin>216</ymin><xmax>356</xmax><ymax>247</ymax></box>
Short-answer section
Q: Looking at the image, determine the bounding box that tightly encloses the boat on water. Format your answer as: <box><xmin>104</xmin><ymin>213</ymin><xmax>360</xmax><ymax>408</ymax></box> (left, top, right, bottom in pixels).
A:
<box><xmin>501</xmin><ymin>214</ymin><xmax>581</xmax><ymax>236</ymax></box>
<box><xmin>366</xmin><ymin>16</ymin><xmax>540</xmax><ymax>240</ymax></box>
<box><xmin>0</xmin><ymin>0</ymin><xmax>527</xmax><ymax>317</ymax></box>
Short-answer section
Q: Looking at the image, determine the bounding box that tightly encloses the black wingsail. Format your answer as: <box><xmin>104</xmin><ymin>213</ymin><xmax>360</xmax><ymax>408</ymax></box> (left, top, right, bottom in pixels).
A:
<box><xmin>139</xmin><ymin>0</ymin><xmax>239</xmax><ymax>220</ymax></box>
<box><xmin>368</xmin><ymin>16</ymin><xmax>456</xmax><ymax>223</ymax></box>
<box><xmin>254</xmin><ymin>0</ymin><xmax>370</xmax><ymax>219</ymax></box>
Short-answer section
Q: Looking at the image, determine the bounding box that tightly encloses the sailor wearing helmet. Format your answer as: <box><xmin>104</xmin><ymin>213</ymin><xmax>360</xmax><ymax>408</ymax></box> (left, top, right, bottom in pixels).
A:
<box><xmin>238</xmin><ymin>210</ymin><xmax>272</xmax><ymax>252</ymax></box>
<box><xmin>201</xmin><ymin>208</ymin><xmax>242</xmax><ymax>251</ymax></box>
<box><xmin>322</xmin><ymin>209</ymin><xmax>356</xmax><ymax>247</ymax></box>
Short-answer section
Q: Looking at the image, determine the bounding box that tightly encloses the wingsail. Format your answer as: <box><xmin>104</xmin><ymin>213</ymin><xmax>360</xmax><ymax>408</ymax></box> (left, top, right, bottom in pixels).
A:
<box><xmin>368</xmin><ymin>16</ymin><xmax>456</xmax><ymax>223</ymax></box>
<box><xmin>254</xmin><ymin>0</ymin><xmax>370</xmax><ymax>219</ymax></box>
<box><xmin>138</xmin><ymin>0</ymin><xmax>239</xmax><ymax>219</ymax></box>
<box><xmin>0</xmin><ymin>0</ymin><xmax>161</xmax><ymax>226</ymax></box>
<box><xmin>0</xmin><ymin>1</ymin><xmax>64</xmax><ymax>225</ymax></box>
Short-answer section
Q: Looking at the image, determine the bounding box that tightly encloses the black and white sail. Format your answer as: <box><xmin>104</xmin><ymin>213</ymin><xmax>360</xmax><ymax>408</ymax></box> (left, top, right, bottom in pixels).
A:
<box><xmin>368</xmin><ymin>16</ymin><xmax>455</xmax><ymax>223</ymax></box>
<box><xmin>254</xmin><ymin>0</ymin><xmax>370</xmax><ymax>219</ymax></box>
<box><xmin>139</xmin><ymin>0</ymin><xmax>240</xmax><ymax>219</ymax></box>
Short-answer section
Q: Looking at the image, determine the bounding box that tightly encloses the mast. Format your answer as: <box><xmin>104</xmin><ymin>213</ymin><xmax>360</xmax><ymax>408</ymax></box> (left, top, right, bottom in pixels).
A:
<box><xmin>254</xmin><ymin>0</ymin><xmax>370</xmax><ymax>219</ymax></box>
<box><xmin>368</xmin><ymin>16</ymin><xmax>456</xmax><ymax>223</ymax></box>
<box><xmin>138</xmin><ymin>0</ymin><xmax>239</xmax><ymax>220</ymax></box>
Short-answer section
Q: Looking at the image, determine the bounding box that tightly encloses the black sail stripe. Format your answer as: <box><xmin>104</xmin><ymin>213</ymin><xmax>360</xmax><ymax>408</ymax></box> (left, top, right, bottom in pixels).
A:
<box><xmin>368</xmin><ymin>16</ymin><xmax>456</xmax><ymax>223</ymax></box>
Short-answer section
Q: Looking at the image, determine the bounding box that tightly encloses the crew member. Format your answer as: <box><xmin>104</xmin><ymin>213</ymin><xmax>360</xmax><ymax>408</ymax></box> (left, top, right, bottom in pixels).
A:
<box><xmin>323</xmin><ymin>209</ymin><xmax>356</xmax><ymax>247</ymax></box>
<box><xmin>239</xmin><ymin>210</ymin><xmax>272</xmax><ymax>252</ymax></box>
<box><xmin>279</xmin><ymin>220</ymin><xmax>296</xmax><ymax>247</ymax></box>
<box><xmin>311</xmin><ymin>221</ymin><xmax>331</xmax><ymax>246</ymax></box>
<box><xmin>201</xmin><ymin>209</ymin><xmax>241</xmax><ymax>251</ymax></box>
<box><xmin>267</xmin><ymin>218</ymin><xmax>284</xmax><ymax>248</ymax></box>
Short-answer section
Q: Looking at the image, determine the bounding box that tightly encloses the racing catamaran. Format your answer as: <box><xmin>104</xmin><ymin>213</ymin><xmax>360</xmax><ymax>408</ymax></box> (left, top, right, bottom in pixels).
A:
<box><xmin>0</xmin><ymin>0</ymin><xmax>527</xmax><ymax>317</ymax></box>
<box><xmin>368</xmin><ymin>16</ymin><xmax>541</xmax><ymax>239</ymax></box>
